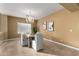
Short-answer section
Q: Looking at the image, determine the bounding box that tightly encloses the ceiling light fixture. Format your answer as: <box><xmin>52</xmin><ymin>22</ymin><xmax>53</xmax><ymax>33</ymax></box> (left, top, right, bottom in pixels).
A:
<box><xmin>26</xmin><ymin>9</ymin><xmax>34</xmax><ymax>23</ymax></box>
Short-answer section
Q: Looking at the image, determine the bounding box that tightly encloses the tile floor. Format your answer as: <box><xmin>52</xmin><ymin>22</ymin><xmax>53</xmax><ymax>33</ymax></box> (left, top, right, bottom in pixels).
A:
<box><xmin>0</xmin><ymin>38</ymin><xmax>79</xmax><ymax>56</ymax></box>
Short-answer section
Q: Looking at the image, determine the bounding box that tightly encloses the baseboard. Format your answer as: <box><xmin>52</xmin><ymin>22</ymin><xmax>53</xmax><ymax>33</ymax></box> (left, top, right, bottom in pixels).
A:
<box><xmin>44</xmin><ymin>38</ymin><xmax>79</xmax><ymax>51</ymax></box>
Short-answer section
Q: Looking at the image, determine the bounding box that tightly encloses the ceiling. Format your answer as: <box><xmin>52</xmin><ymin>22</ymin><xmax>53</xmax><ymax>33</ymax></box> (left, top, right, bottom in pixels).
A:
<box><xmin>60</xmin><ymin>3</ymin><xmax>79</xmax><ymax>12</ymax></box>
<box><xmin>0</xmin><ymin>3</ymin><xmax>64</xmax><ymax>19</ymax></box>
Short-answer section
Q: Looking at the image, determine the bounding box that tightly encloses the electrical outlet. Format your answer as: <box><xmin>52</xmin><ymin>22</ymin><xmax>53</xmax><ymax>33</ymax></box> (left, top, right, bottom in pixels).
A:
<box><xmin>69</xmin><ymin>29</ymin><xmax>72</xmax><ymax>32</ymax></box>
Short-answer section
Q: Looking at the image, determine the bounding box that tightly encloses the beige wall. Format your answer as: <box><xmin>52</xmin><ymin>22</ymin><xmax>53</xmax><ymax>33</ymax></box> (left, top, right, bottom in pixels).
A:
<box><xmin>37</xmin><ymin>9</ymin><xmax>79</xmax><ymax>48</ymax></box>
<box><xmin>8</xmin><ymin>16</ymin><xmax>37</xmax><ymax>39</ymax></box>
<box><xmin>0</xmin><ymin>14</ymin><xmax>8</xmax><ymax>39</ymax></box>
<box><xmin>8</xmin><ymin>16</ymin><xmax>26</xmax><ymax>39</ymax></box>
<box><xmin>0</xmin><ymin>14</ymin><xmax>1</xmax><ymax>31</ymax></box>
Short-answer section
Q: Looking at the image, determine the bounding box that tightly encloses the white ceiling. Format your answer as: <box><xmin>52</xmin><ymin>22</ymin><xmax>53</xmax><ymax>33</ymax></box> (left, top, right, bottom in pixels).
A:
<box><xmin>0</xmin><ymin>3</ymin><xmax>64</xmax><ymax>19</ymax></box>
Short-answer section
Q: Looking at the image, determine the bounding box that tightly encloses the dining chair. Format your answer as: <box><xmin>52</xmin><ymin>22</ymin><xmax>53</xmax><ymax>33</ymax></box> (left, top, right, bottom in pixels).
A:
<box><xmin>20</xmin><ymin>34</ymin><xmax>28</xmax><ymax>46</ymax></box>
<box><xmin>32</xmin><ymin>32</ymin><xmax>43</xmax><ymax>51</ymax></box>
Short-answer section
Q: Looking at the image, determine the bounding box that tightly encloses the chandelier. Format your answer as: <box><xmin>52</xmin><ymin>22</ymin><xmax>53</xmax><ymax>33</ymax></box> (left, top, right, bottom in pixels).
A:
<box><xmin>25</xmin><ymin>10</ymin><xmax>34</xmax><ymax>23</ymax></box>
